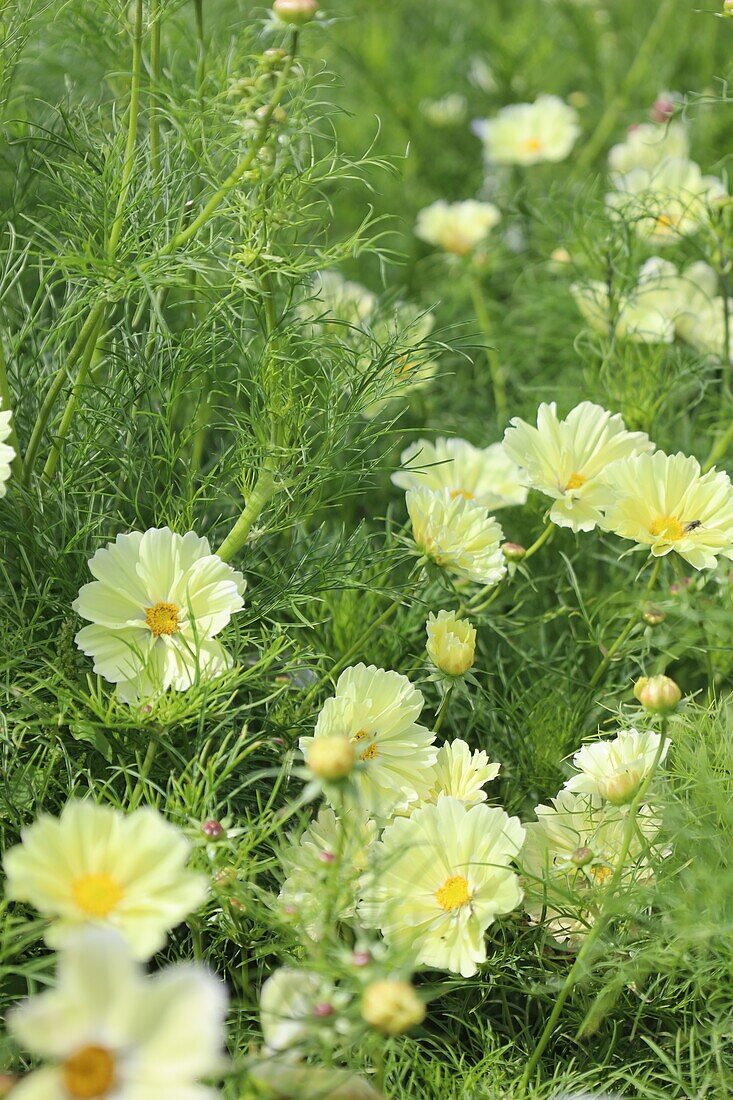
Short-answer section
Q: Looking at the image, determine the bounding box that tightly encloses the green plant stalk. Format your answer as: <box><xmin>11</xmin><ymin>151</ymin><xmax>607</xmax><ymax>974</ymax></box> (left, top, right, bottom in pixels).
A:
<box><xmin>149</xmin><ymin>0</ymin><xmax>162</xmax><ymax>180</ymax></box>
<box><xmin>108</xmin><ymin>0</ymin><xmax>145</xmax><ymax>262</ymax></box>
<box><xmin>216</xmin><ymin>465</ymin><xmax>278</xmax><ymax>562</ymax></box>
<box><xmin>433</xmin><ymin>683</ymin><xmax>454</xmax><ymax>733</ymax></box>
<box><xmin>468</xmin><ymin>271</ymin><xmax>506</xmax><ymax>422</ymax></box>
<box><xmin>41</xmin><ymin>311</ymin><xmax>105</xmax><ymax>481</ymax></box>
<box><xmin>588</xmin><ymin>555</ymin><xmax>662</xmax><ymax>690</ymax></box>
<box><xmin>519</xmin><ymin>720</ymin><xmax>669</xmax><ymax>1092</ymax></box>
<box><xmin>0</xmin><ymin>339</ymin><xmax>22</xmax><ymax>479</ymax></box>
<box><xmin>571</xmin><ymin>0</ymin><xmax>676</xmax><ymax>175</ymax></box>
<box><xmin>464</xmin><ymin>521</ymin><xmax>554</xmax><ymax>615</ymax></box>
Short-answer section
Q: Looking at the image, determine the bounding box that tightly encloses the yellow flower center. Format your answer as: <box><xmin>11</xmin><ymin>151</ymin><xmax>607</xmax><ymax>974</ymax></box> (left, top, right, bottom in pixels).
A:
<box><xmin>522</xmin><ymin>137</ymin><xmax>543</xmax><ymax>154</ymax></box>
<box><xmin>436</xmin><ymin>874</ymin><xmax>471</xmax><ymax>911</ymax></box>
<box><xmin>144</xmin><ymin>601</ymin><xmax>180</xmax><ymax>637</ymax></box>
<box><xmin>71</xmin><ymin>873</ymin><xmax>123</xmax><ymax>918</ymax></box>
<box><xmin>449</xmin><ymin>488</ymin><xmax>475</xmax><ymax>501</ymax></box>
<box><xmin>354</xmin><ymin>729</ymin><xmax>378</xmax><ymax>761</ymax></box>
<box><xmin>655</xmin><ymin>212</ymin><xmax>677</xmax><ymax>231</ymax></box>
<box><xmin>590</xmin><ymin>864</ymin><xmax>613</xmax><ymax>886</ymax></box>
<box><xmin>61</xmin><ymin>1045</ymin><xmax>116</xmax><ymax>1099</ymax></box>
<box><xmin>565</xmin><ymin>472</ymin><xmax>588</xmax><ymax>491</ymax></box>
<box><xmin>649</xmin><ymin>515</ymin><xmax>685</xmax><ymax>541</ymax></box>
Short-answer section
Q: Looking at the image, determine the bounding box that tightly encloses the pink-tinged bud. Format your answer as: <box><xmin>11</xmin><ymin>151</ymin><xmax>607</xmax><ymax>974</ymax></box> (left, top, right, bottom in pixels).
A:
<box><xmin>633</xmin><ymin>674</ymin><xmax>681</xmax><ymax>714</ymax></box>
<box><xmin>352</xmin><ymin>950</ymin><xmax>371</xmax><ymax>967</ymax></box>
<box><xmin>642</xmin><ymin>606</ymin><xmax>665</xmax><ymax>626</ymax></box>
<box><xmin>282</xmin><ymin>904</ymin><xmax>297</xmax><ymax>915</ymax></box>
<box><xmin>273</xmin><ymin>0</ymin><xmax>319</xmax><ymax>24</ymax></box>
<box><xmin>502</xmin><ymin>542</ymin><xmax>526</xmax><ymax>561</ymax></box>
<box><xmin>650</xmin><ymin>97</ymin><xmax>675</xmax><ymax>123</ymax></box>
<box><xmin>570</xmin><ymin>845</ymin><xmax>593</xmax><ymax>867</ymax></box>
<box><xmin>202</xmin><ymin>818</ymin><xmax>224</xmax><ymax>839</ymax></box>
<box><xmin>318</xmin><ymin>849</ymin><xmax>336</xmax><ymax>864</ymax></box>
<box><xmin>313</xmin><ymin>1002</ymin><xmax>334</xmax><ymax>1018</ymax></box>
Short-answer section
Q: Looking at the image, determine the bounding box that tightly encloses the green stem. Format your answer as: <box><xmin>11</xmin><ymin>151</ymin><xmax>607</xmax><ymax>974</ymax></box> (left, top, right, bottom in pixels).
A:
<box><xmin>433</xmin><ymin>683</ymin><xmax>454</xmax><ymax>733</ymax></box>
<box><xmin>149</xmin><ymin>0</ymin><xmax>162</xmax><ymax>180</ymax></box>
<box><xmin>524</xmin><ymin>520</ymin><xmax>554</xmax><ymax>561</ymax></box>
<box><xmin>468</xmin><ymin>272</ymin><xmax>506</xmax><ymax>422</ymax></box>
<box><xmin>571</xmin><ymin>0</ymin><xmax>676</xmax><ymax>176</ymax></box>
<box><xmin>703</xmin><ymin>413</ymin><xmax>733</xmax><ymax>472</ymax></box>
<box><xmin>588</xmin><ymin>556</ymin><xmax>661</xmax><ymax>690</ymax></box>
<box><xmin>129</xmin><ymin>737</ymin><xmax>159</xmax><ymax>808</ymax></box>
<box><xmin>519</xmin><ymin>721</ymin><xmax>669</xmax><ymax>1091</ymax></box>
<box><xmin>0</xmin><ymin>339</ymin><xmax>22</xmax><ymax>479</ymax></box>
<box><xmin>216</xmin><ymin>465</ymin><xmax>278</xmax><ymax>562</ymax></box>
<box><xmin>108</xmin><ymin>0</ymin><xmax>145</xmax><ymax>261</ymax></box>
<box><xmin>41</xmin><ymin>312</ymin><xmax>105</xmax><ymax>481</ymax></box>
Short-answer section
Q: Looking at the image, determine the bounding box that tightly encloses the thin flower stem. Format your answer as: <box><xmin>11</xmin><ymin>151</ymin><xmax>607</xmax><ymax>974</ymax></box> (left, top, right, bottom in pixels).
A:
<box><xmin>129</xmin><ymin>737</ymin><xmax>160</xmax><ymax>808</ymax></box>
<box><xmin>0</xmin><ymin>339</ymin><xmax>22</xmax><ymax>479</ymax></box>
<box><xmin>524</xmin><ymin>520</ymin><xmax>554</xmax><ymax>561</ymax></box>
<box><xmin>588</xmin><ymin>556</ymin><xmax>662</xmax><ymax>690</ymax></box>
<box><xmin>468</xmin><ymin>272</ymin><xmax>506</xmax><ymax>422</ymax></box>
<box><xmin>570</xmin><ymin>0</ymin><xmax>676</xmax><ymax>177</ymax></box>
<box><xmin>108</xmin><ymin>0</ymin><xmax>145</xmax><ymax>262</ymax></box>
<box><xmin>42</xmin><ymin>311</ymin><xmax>105</xmax><ymax>481</ymax></box>
<box><xmin>216</xmin><ymin>464</ymin><xmax>278</xmax><ymax>562</ymax></box>
<box><xmin>464</xmin><ymin>522</ymin><xmax>554</xmax><ymax>615</ymax></box>
<box><xmin>433</xmin><ymin>683</ymin><xmax>454</xmax><ymax>733</ymax></box>
<box><xmin>149</xmin><ymin>0</ymin><xmax>162</xmax><ymax>181</ymax></box>
<box><xmin>520</xmin><ymin>719</ymin><xmax>669</xmax><ymax>1092</ymax></box>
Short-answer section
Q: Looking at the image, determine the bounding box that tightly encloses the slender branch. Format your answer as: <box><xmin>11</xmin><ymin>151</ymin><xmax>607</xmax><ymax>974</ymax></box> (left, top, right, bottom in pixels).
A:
<box><xmin>468</xmin><ymin>271</ymin><xmax>506</xmax><ymax>422</ymax></box>
<box><xmin>216</xmin><ymin>465</ymin><xmax>278</xmax><ymax>563</ymax></box>
<box><xmin>149</xmin><ymin>0</ymin><xmax>162</xmax><ymax>181</ymax></box>
<box><xmin>433</xmin><ymin>683</ymin><xmax>454</xmax><ymax>733</ymax></box>
<box><xmin>107</xmin><ymin>0</ymin><xmax>145</xmax><ymax>261</ymax></box>
<box><xmin>588</xmin><ymin>556</ymin><xmax>662</xmax><ymax>690</ymax></box>
<box><xmin>41</xmin><ymin>311</ymin><xmax>105</xmax><ymax>481</ymax></box>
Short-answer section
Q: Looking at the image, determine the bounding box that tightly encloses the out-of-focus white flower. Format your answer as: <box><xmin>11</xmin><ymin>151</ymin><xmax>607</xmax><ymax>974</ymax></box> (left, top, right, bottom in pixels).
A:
<box><xmin>474</xmin><ymin>95</ymin><xmax>580</xmax><ymax>166</ymax></box>
<box><xmin>299</xmin><ymin>664</ymin><xmax>437</xmax><ymax>820</ymax></box>
<box><xmin>360</xmin><ymin>796</ymin><xmax>524</xmax><ymax>977</ymax></box>
<box><xmin>407</xmin><ymin>487</ymin><xmax>507</xmax><ymax>586</ymax></box>
<box><xmin>73</xmin><ymin>527</ymin><xmax>245</xmax><ymax>703</ymax></box>
<box><xmin>608</xmin><ymin>121</ymin><xmax>689</xmax><ymax>174</ymax></box>
<box><xmin>301</xmin><ymin>270</ymin><xmax>377</xmax><ymax>329</ymax></box>
<box><xmin>415</xmin><ymin>200</ymin><xmax>501</xmax><ymax>255</ymax></box>
<box><xmin>571</xmin><ymin>257</ymin><xmax>681</xmax><ymax>343</ymax></box>
<box><xmin>392</xmin><ymin>437</ymin><xmax>528</xmax><ymax>511</ymax></box>
<box><xmin>3</xmin><ymin>800</ymin><xmax>207</xmax><ymax>959</ymax></box>
<box><xmin>607</xmin><ymin>157</ymin><xmax>727</xmax><ymax>243</ymax></box>
<box><xmin>564</xmin><ymin>728</ymin><xmax>668</xmax><ymax>805</ymax></box>
<box><xmin>0</xmin><ymin>399</ymin><xmax>15</xmax><ymax>497</ymax></box>
<box><xmin>7</xmin><ymin>929</ymin><xmax>226</xmax><ymax>1099</ymax></box>
<box><xmin>420</xmin><ymin>93</ymin><xmax>467</xmax><ymax>127</ymax></box>
<box><xmin>260</xmin><ymin>967</ymin><xmax>342</xmax><ymax>1055</ymax></box>
<box><xmin>522</xmin><ymin>790</ymin><xmax>660</xmax><ymax>943</ymax></box>
<box><xmin>502</xmin><ymin>402</ymin><xmax>653</xmax><ymax>532</ymax></box>
<box><xmin>601</xmin><ymin>450</ymin><xmax>733</xmax><ymax>569</ymax></box>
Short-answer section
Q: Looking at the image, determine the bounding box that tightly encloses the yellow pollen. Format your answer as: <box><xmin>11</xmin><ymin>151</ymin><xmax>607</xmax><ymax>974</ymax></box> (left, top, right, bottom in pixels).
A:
<box><xmin>71</xmin><ymin>873</ymin><xmax>123</xmax><ymax>918</ymax></box>
<box><xmin>360</xmin><ymin>743</ymin><xmax>378</xmax><ymax>761</ymax></box>
<box><xmin>649</xmin><ymin>515</ymin><xmax>685</xmax><ymax>541</ymax></box>
<box><xmin>590</xmin><ymin>864</ymin><xmax>613</xmax><ymax>886</ymax></box>
<box><xmin>522</xmin><ymin>137</ymin><xmax>542</xmax><ymax>153</ymax></box>
<box><xmin>144</xmin><ymin>601</ymin><xmax>180</xmax><ymax>637</ymax></box>
<box><xmin>449</xmin><ymin>488</ymin><xmax>475</xmax><ymax>501</ymax></box>
<box><xmin>565</xmin><ymin>472</ymin><xmax>588</xmax><ymax>491</ymax></box>
<box><xmin>436</xmin><ymin>874</ymin><xmax>471</xmax><ymax>912</ymax></box>
<box><xmin>61</xmin><ymin>1045</ymin><xmax>116</xmax><ymax>1099</ymax></box>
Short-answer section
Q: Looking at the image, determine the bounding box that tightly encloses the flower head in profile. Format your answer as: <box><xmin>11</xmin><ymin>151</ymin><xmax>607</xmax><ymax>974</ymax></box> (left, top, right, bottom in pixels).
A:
<box><xmin>3</xmin><ymin>800</ymin><xmax>207</xmax><ymax>958</ymax></box>
<box><xmin>392</xmin><ymin>437</ymin><xmax>527</xmax><ymax>511</ymax></box>
<box><xmin>73</xmin><ymin>527</ymin><xmax>246</xmax><ymax>703</ymax></box>
<box><xmin>608</xmin><ymin>121</ymin><xmax>689</xmax><ymax>175</ymax></box>
<box><xmin>407</xmin><ymin>487</ymin><xmax>506</xmax><ymax>586</ymax></box>
<box><xmin>278</xmin><ymin>806</ymin><xmax>377</xmax><ymax>938</ymax></box>
<box><xmin>601</xmin><ymin>450</ymin><xmax>733</xmax><ymax>569</ymax></box>
<box><xmin>0</xmin><ymin>399</ymin><xmax>15</xmax><ymax>497</ymax></box>
<box><xmin>359</xmin><ymin>796</ymin><xmax>524</xmax><ymax>977</ymax></box>
<box><xmin>607</xmin><ymin>156</ymin><xmax>727</xmax><ymax>243</ymax></box>
<box><xmin>474</xmin><ymin>95</ymin><xmax>580</xmax><ymax>166</ymax></box>
<box><xmin>415</xmin><ymin>199</ymin><xmax>501</xmax><ymax>255</ymax></box>
<box><xmin>503</xmin><ymin>402</ymin><xmax>653</xmax><ymax>532</ymax></box>
<box><xmin>522</xmin><ymin>790</ymin><xmax>660</xmax><ymax>942</ymax></box>
<box><xmin>564</xmin><ymin>728</ymin><xmax>668</xmax><ymax>806</ymax></box>
<box><xmin>299</xmin><ymin>664</ymin><xmax>437</xmax><ymax>820</ymax></box>
<box><xmin>418</xmin><ymin>739</ymin><xmax>501</xmax><ymax>808</ymax></box>
<box><xmin>7</xmin><ymin>929</ymin><xmax>226</xmax><ymax>1100</ymax></box>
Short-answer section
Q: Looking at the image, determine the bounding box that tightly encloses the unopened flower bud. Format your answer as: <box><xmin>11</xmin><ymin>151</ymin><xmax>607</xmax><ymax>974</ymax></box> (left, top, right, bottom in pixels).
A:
<box><xmin>502</xmin><ymin>541</ymin><xmax>526</xmax><ymax>561</ymax></box>
<box><xmin>352</xmin><ymin>950</ymin><xmax>371</xmax><ymax>967</ymax></box>
<box><xmin>549</xmin><ymin>247</ymin><xmax>571</xmax><ymax>268</ymax></box>
<box><xmin>567</xmin><ymin>91</ymin><xmax>588</xmax><ymax>109</ymax></box>
<box><xmin>273</xmin><ymin>0</ymin><xmax>319</xmax><ymax>24</ymax></box>
<box><xmin>361</xmin><ymin>979</ymin><xmax>426</xmax><ymax>1035</ymax></box>
<box><xmin>650</xmin><ymin>94</ymin><xmax>676</xmax><ymax>123</ymax></box>
<box><xmin>597</xmin><ymin>769</ymin><xmax>642</xmax><ymax>806</ymax></box>
<box><xmin>313</xmin><ymin>1002</ymin><xmax>334</xmax><ymax>1018</ymax></box>
<box><xmin>570</xmin><ymin>845</ymin><xmax>593</xmax><ymax>867</ymax></box>
<box><xmin>263</xmin><ymin>47</ymin><xmax>288</xmax><ymax>67</ymax></box>
<box><xmin>201</xmin><ymin>818</ymin><xmax>224</xmax><ymax>839</ymax></box>
<box><xmin>642</xmin><ymin>606</ymin><xmax>665</xmax><ymax>626</ymax></box>
<box><xmin>426</xmin><ymin>610</ymin><xmax>476</xmax><ymax>677</ymax></box>
<box><xmin>306</xmin><ymin>735</ymin><xmax>356</xmax><ymax>781</ymax></box>
<box><xmin>318</xmin><ymin>849</ymin><xmax>336</xmax><ymax>864</ymax></box>
<box><xmin>634</xmin><ymin>674</ymin><xmax>681</xmax><ymax>714</ymax></box>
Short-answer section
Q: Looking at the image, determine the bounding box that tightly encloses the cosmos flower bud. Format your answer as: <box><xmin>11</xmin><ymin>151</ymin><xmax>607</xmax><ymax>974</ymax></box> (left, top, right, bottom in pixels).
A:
<box><xmin>426</xmin><ymin>610</ymin><xmax>476</xmax><ymax>677</ymax></box>
<box><xmin>502</xmin><ymin>541</ymin><xmax>526</xmax><ymax>561</ymax></box>
<box><xmin>642</xmin><ymin>606</ymin><xmax>665</xmax><ymax>626</ymax></box>
<box><xmin>633</xmin><ymin>674</ymin><xmax>681</xmax><ymax>714</ymax></box>
<box><xmin>306</xmin><ymin>735</ymin><xmax>356</xmax><ymax>781</ymax></box>
<box><xmin>570</xmin><ymin>845</ymin><xmax>593</xmax><ymax>867</ymax></box>
<box><xmin>201</xmin><ymin>819</ymin><xmax>224</xmax><ymax>839</ymax></box>
<box><xmin>596</xmin><ymin>769</ymin><xmax>643</xmax><ymax>806</ymax></box>
<box><xmin>360</xmin><ymin>979</ymin><xmax>426</xmax><ymax>1035</ymax></box>
<box><xmin>273</xmin><ymin>0</ymin><xmax>319</xmax><ymax>24</ymax></box>
<box><xmin>313</xmin><ymin>1002</ymin><xmax>334</xmax><ymax>1018</ymax></box>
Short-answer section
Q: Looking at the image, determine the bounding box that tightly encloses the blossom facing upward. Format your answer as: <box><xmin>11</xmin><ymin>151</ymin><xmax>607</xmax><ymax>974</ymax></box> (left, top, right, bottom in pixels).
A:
<box><xmin>601</xmin><ymin>450</ymin><xmax>733</xmax><ymax>569</ymax></box>
<box><xmin>299</xmin><ymin>664</ymin><xmax>437</xmax><ymax>820</ymax></box>
<box><xmin>359</xmin><ymin>796</ymin><xmax>524</xmax><ymax>977</ymax></box>
<box><xmin>415</xmin><ymin>199</ymin><xmax>501</xmax><ymax>255</ymax></box>
<box><xmin>564</xmin><ymin>728</ymin><xmax>668</xmax><ymax>806</ymax></box>
<box><xmin>2</xmin><ymin>800</ymin><xmax>208</xmax><ymax>958</ymax></box>
<box><xmin>0</xmin><ymin>398</ymin><xmax>14</xmax><ymax>496</ymax></box>
<box><xmin>392</xmin><ymin>436</ymin><xmax>528</xmax><ymax>511</ymax></box>
<box><xmin>7</xmin><ymin>929</ymin><xmax>226</xmax><ymax>1100</ymax></box>
<box><xmin>502</xmin><ymin>402</ymin><xmax>653</xmax><ymax>532</ymax></box>
<box><xmin>407</xmin><ymin>487</ymin><xmax>507</xmax><ymax>586</ymax></box>
<box><xmin>426</xmin><ymin>610</ymin><xmax>476</xmax><ymax>677</ymax></box>
<box><xmin>522</xmin><ymin>790</ymin><xmax>660</xmax><ymax>942</ymax></box>
<box><xmin>73</xmin><ymin>527</ymin><xmax>246</xmax><ymax>703</ymax></box>
<box><xmin>474</xmin><ymin>95</ymin><xmax>580</xmax><ymax>166</ymax></box>
<box><xmin>608</xmin><ymin>121</ymin><xmax>689</xmax><ymax>175</ymax></box>
<box><xmin>607</xmin><ymin>157</ymin><xmax>727</xmax><ymax>243</ymax></box>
